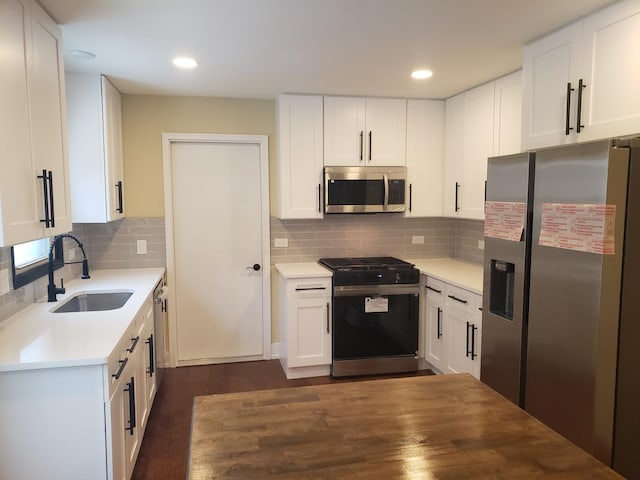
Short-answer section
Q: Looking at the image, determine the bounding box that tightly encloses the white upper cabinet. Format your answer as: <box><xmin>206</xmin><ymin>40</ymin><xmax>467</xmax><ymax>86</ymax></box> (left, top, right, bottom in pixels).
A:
<box><xmin>66</xmin><ymin>73</ymin><xmax>125</xmax><ymax>223</ymax></box>
<box><xmin>444</xmin><ymin>82</ymin><xmax>495</xmax><ymax>220</ymax></box>
<box><xmin>522</xmin><ymin>0</ymin><xmax>640</xmax><ymax>149</ymax></box>
<box><xmin>275</xmin><ymin>94</ymin><xmax>324</xmax><ymax>219</ymax></box>
<box><xmin>405</xmin><ymin>99</ymin><xmax>445</xmax><ymax>217</ymax></box>
<box><xmin>0</xmin><ymin>0</ymin><xmax>71</xmax><ymax>246</ymax></box>
<box><xmin>324</xmin><ymin>96</ymin><xmax>406</xmax><ymax>166</ymax></box>
<box><xmin>493</xmin><ymin>70</ymin><xmax>522</xmax><ymax>156</ymax></box>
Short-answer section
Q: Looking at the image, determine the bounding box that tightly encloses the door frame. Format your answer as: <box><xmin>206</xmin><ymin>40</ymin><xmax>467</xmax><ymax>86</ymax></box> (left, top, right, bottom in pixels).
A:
<box><xmin>162</xmin><ymin>132</ymin><xmax>271</xmax><ymax>367</ymax></box>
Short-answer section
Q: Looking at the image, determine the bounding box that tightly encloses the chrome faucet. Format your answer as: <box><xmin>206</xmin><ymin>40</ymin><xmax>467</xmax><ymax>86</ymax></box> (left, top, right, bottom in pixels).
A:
<box><xmin>48</xmin><ymin>234</ymin><xmax>91</xmax><ymax>302</ymax></box>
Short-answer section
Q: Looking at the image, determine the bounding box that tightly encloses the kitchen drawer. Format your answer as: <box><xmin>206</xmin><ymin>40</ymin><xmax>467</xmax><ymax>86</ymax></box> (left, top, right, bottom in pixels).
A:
<box><xmin>473</xmin><ymin>294</ymin><xmax>483</xmax><ymax>323</ymax></box>
<box><xmin>423</xmin><ymin>276</ymin><xmax>445</xmax><ymax>299</ymax></box>
<box><xmin>288</xmin><ymin>278</ymin><xmax>332</xmax><ymax>300</ymax></box>
<box><xmin>106</xmin><ymin>322</ymin><xmax>139</xmax><ymax>400</ymax></box>
<box><xmin>445</xmin><ymin>284</ymin><xmax>475</xmax><ymax>313</ymax></box>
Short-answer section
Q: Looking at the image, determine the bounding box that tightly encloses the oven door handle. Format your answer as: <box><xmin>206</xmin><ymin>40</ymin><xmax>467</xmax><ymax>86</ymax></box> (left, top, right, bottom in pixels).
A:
<box><xmin>333</xmin><ymin>284</ymin><xmax>420</xmax><ymax>297</ymax></box>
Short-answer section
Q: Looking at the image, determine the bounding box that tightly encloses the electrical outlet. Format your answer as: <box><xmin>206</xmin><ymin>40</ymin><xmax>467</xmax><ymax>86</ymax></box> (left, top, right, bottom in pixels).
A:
<box><xmin>0</xmin><ymin>269</ymin><xmax>10</xmax><ymax>296</ymax></box>
<box><xmin>478</xmin><ymin>240</ymin><xmax>485</xmax><ymax>250</ymax></box>
<box><xmin>274</xmin><ymin>238</ymin><xmax>288</xmax><ymax>248</ymax></box>
<box><xmin>137</xmin><ymin>239</ymin><xmax>147</xmax><ymax>255</ymax></box>
<box><xmin>412</xmin><ymin>235</ymin><xmax>425</xmax><ymax>245</ymax></box>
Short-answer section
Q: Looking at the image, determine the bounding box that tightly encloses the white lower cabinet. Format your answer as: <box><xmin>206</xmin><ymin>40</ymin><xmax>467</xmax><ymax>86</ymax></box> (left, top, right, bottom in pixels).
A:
<box><xmin>276</xmin><ymin>268</ymin><xmax>332</xmax><ymax>379</ymax></box>
<box><xmin>0</xmin><ymin>297</ymin><xmax>156</xmax><ymax>480</ymax></box>
<box><xmin>423</xmin><ymin>275</ymin><xmax>482</xmax><ymax>379</ymax></box>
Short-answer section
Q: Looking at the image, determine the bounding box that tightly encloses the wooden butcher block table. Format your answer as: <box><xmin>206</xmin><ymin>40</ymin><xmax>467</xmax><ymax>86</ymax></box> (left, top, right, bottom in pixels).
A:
<box><xmin>189</xmin><ymin>373</ymin><xmax>621</xmax><ymax>479</ymax></box>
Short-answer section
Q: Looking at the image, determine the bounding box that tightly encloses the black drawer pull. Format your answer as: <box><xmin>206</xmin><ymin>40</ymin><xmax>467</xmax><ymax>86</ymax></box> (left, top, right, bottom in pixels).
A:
<box><xmin>112</xmin><ymin>357</ymin><xmax>128</xmax><ymax>380</ymax></box>
<box><xmin>425</xmin><ymin>285</ymin><xmax>442</xmax><ymax>294</ymax></box>
<box><xmin>127</xmin><ymin>335</ymin><xmax>140</xmax><ymax>353</ymax></box>
<box><xmin>448</xmin><ymin>294</ymin><xmax>468</xmax><ymax>304</ymax></box>
<box><xmin>295</xmin><ymin>287</ymin><xmax>326</xmax><ymax>291</ymax></box>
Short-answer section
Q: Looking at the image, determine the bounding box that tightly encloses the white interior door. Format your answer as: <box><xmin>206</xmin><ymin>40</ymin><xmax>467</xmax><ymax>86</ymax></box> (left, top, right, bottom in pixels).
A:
<box><xmin>164</xmin><ymin>134</ymin><xmax>270</xmax><ymax>365</ymax></box>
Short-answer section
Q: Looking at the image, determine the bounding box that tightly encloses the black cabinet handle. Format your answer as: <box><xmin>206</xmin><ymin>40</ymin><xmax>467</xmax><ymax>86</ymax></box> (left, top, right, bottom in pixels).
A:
<box><xmin>436</xmin><ymin>307</ymin><xmax>442</xmax><ymax>339</ymax></box>
<box><xmin>409</xmin><ymin>184</ymin><xmax>412</xmax><ymax>212</ymax></box>
<box><xmin>455</xmin><ymin>182</ymin><xmax>460</xmax><ymax>212</ymax></box>
<box><xmin>565</xmin><ymin>82</ymin><xmax>575</xmax><ymax>135</ymax></box>
<box><xmin>116</xmin><ymin>181</ymin><xmax>124</xmax><ymax>214</ymax></box>
<box><xmin>425</xmin><ymin>285</ymin><xmax>442</xmax><ymax>294</ymax></box>
<box><xmin>326</xmin><ymin>302</ymin><xmax>330</xmax><ymax>334</ymax></box>
<box><xmin>47</xmin><ymin>171</ymin><xmax>55</xmax><ymax>228</ymax></box>
<box><xmin>484</xmin><ymin>180</ymin><xmax>487</xmax><ymax>203</ymax></box>
<box><xmin>162</xmin><ymin>299</ymin><xmax>167</xmax><ymax>313</ymax></box>
<box><xmin>295</xmin><ymin>287</ymin><xmax>326</xmax><ymax>291</ymax></box>
<box><xmin>38</xmin><ymin>169</ymin><xmax>51</xmax><ymax>228</ymax></box>
<box><xmin>318</xmin><ymin>183</ymin><xmax>321</xmax><ymax>213</ymax></box>
<box><xmin>146</xmin><ymin>334</ymin><xmax>155</xmax><ymax>377</ymax></box>
<box><xmin>576</xmin><ymin>78</ymin><xmax>586</xmax><ymax>133</ymax></box>
<box><xmin>127</xmin><ymin>335</ymin><xmax>140</xmax><ymax>353</ymax></box>
<box><xmin>448</xmin><ymin>294</ymin><xmax>468</xmax><ymax>304</ymax></box>
<box><xmin>359</xmin><ymin>131</ymin><xmax>364</xmax><ymax>161</ymax></box>
<box><xmin>471</xmin><ymin>324</ymin><xmax>478</xmax><ymax>360</ymax></box>
<box><xmin>465</xmin><ymin>321</ymin><xmax>471</xmax><ymax>358</ymax></box>
<box><xmin>112</xmin><ymin>357</ymin><xmax>128</xmax><ymax>380</ymax></box>
<box><xmin>125</xmin><ymin>376</ymin><xmax>136</xmax><ymax>435</ymax></box>
<box><xmin>368</xmin><ymin>131</ymin><xmax>372</xmax><ymax>162</ymax></box>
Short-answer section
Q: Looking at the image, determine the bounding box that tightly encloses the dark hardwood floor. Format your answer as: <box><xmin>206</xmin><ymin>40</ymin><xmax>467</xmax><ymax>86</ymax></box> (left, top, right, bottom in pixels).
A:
<box><xmin>132</xmin><ymin>360</ymin><xmax>434</xmax><ymax>479</ymax></box>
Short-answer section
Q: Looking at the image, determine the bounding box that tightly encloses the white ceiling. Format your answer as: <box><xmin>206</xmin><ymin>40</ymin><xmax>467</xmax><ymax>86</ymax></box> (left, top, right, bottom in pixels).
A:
<box><xmin>39</xmin><ymin>0</ymin><xmax>618</xmax><ymax>100</ymax></box>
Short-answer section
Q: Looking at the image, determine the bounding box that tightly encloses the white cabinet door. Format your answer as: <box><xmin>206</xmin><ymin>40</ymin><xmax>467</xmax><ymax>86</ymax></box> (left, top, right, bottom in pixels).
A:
<box><xmin>405</xmin><ymin>100</ymin><xmax>444</xmax><ymax>217</ymax></box>
<box><xmin>102</xmin><ymin>76</ymin><xmax>125</xmax><ymax>220</ymax></box>
<box><xmin>0</xmin><ymin>0</ymin><xmax>41</xmax><ymax>246</ymax></box>
<box><xmin>443</xmin><ymin>93</ymin><xmax>464</xmax><ymax>217</ymax></box>
<box><xmin>445</xmin><ymin>305</ymin><xmax>474</xmax><ymax>375</ymax></box>
<box><xmin>323</xmin><ymin>96</ymin><xmax>366</xmax><ymax>166</ymax></box>
<box><xmin>460</xmin><ymin>82</ymin><xmax>494</xmax><ymax>220</ymax></box>
<box><xmin>66</xmin><ymin>73</ymin><xmax>125</xmax><ymax>223</ymax></box>
<box><xmin>29</xmin><ymin>1</ymin><xmax>72</xmax><ymax>236</ymax></box>
<box><xmin>493</xmin><ymin>70</ymin><xmax>523</xmax><ymax>156</ymax></box>
<box><xmin>365</xmin><ymin>97</ymin><xmax>407</xmax><ymax>166</ymax></box>
<box><xmin>323</xmin><ymin>96</ymin><xmax>406</xmax><ymax>167</ymax></box>
<box><xmin>580</xmin><ymin>0</ymin><xmax>640</xmax><ymax>141</ymax></box>
<box><xmin>0</xmin><ymin>0</ymin><xmax>71</xmax><ymax>246</ymax></box>
<box><xmin>522</xmin><ymin>21</ymin><xmax>582</xmax><ymax>150</ymax></box>
<box><xmin>276</xmin><ymin>94</ymin><xmax>324</xmax><ymax>219</ymax></box>
<box><xmin>287</xmin><ymin>281</ymin><xmax>332</xmax><ymax>368</ymax></box>
<box><xmin>424</xmin><ymin>277</ymin><xmax>447</xmax><ymax>372</ymax></box>
<box><xmin>108</xmin><ymin>377</ymin><xmax>128</xmax><ymax>480</ymax></box>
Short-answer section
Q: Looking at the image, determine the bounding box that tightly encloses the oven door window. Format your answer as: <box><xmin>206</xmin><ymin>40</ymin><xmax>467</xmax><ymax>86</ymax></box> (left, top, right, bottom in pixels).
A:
<box><xmin>333</xmin><ymin>293</ymin><xmax>419</xmax><ymax>360</ymax></box>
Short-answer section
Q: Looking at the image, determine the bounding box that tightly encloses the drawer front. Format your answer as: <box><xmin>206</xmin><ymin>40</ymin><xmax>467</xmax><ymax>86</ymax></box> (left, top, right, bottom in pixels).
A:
<box><xmin>445</xmin><ymin>284</ymin><xmax>475</xmax><ymax>313</ymax></box>
<box><xmin>473</xmin><ymin>294</ymin><xmax>483</xmax><ymax>325</ymax></box>
<box><xmin>289</xmin><ymin>278</ymin><xmax>332</xmax><ymax>299</ymax></box>
<box><xmin>423</xmin><ymin>276</ymin><xmax>445</xmax><ymax>299</ymax></box>
<box><xmin>106</xmin><ymin>322</ymin><xmax>139</xmax><ymax>399</ymax></box>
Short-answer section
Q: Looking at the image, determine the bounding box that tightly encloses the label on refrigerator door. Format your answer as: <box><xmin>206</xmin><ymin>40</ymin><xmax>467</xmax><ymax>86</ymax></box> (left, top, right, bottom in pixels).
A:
<box><xmin>538</xmin><ymin>203</ymin><xmax>616</xmax><ymax>254</ymax></box>
<box><xmin>365</xmin><ymin>297</ymin><xmax>389</xmax><ymax>313</ymax></box>
<box><xmin>484</xmin><ymin>201</ymin><xmax>526</xmax><ymax>241</ymax></box>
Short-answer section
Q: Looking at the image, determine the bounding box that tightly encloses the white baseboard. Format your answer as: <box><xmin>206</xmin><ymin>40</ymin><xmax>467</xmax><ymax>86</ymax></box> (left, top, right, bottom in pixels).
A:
<box><xmin>270</xmin><ymin>342</ymin><xmax>280</xmax><ymax>359</ymax></box>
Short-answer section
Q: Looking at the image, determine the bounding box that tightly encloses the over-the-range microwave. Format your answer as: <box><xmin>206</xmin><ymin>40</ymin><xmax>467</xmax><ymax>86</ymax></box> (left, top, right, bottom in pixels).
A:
<box><xmin>324</xmin><ymin>166</ymin><xmax>406</xmax><ymax>214</ymax></box>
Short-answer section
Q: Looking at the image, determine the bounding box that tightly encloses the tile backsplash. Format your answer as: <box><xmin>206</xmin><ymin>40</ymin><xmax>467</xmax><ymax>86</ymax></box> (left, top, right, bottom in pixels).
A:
<box><xmin>0</xmin><ymin>215</ymin><xmax>482</xmax><ymax>322</ymax></box>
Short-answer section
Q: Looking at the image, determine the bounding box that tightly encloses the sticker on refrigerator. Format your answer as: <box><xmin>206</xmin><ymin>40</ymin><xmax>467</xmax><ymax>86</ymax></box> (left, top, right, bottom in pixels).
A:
<box><xmin>365</xmin><ymin>296</ymin><xmax>388</xmax><ymax>313</ymax></box>
<box><xmin>538</xmin><ymin>203</ymin><xmax>616</xmax><ymax>255</ymax></box>
<box><xmin>484</xmin><ymin>201</ymin><xmax>526</xmax><ymax>241</ymax></box>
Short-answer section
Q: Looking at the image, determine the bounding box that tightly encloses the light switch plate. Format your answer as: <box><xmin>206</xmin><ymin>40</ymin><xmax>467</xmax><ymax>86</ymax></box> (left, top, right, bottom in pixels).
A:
<box><xmin>412</xmin><ymin>235</ymin><xmax>425</xmax><ymax>244</ymax></box>
<box><xmin>274</xmin><ymin>238</ymin><xmax>288</xmax><ymax>248</ymax></box>
<box><xmin>0</xmin><ymin>269</ymin><xmax>10</xmax><ymax>296</ymax></box>
<box><xmin>137</xmin><ymin>240</ymin><xmax>147</xmax><ymax>255</ymax></box>
<box><xmin>478</xmin><ymin>240</ymin><xmax>485</xmax><ymax>250</ymax></box>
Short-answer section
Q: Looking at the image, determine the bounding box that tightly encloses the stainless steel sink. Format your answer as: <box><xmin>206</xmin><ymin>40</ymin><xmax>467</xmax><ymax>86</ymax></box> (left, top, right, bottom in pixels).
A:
<box><xmin>53</xmin><ymin>291</ymin><xmax>133</xmax><ymax>313</ymax></box>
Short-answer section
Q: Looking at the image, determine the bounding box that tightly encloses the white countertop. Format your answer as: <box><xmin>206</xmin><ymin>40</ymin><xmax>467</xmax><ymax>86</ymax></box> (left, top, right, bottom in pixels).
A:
<box><xmin>0</xmin><ymin>268</ymin><xmax>165</xmax><ymax>373</ymax></box>
<box><xmin>274</xmin><ymin>263</ymin><xmax>333</xmax><ymax>279</ymax></box>
<box><xmin>409</xmin><ymin>258</ymin><xmax>484</xmax><ymax>294</ymax></box>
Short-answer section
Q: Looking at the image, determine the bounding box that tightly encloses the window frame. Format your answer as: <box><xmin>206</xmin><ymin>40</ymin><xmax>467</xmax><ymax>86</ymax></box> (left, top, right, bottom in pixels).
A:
<box><xmin>11</xmin><ymin>238</ymin><xmax>64</xmax><ymax>290</ymax></box>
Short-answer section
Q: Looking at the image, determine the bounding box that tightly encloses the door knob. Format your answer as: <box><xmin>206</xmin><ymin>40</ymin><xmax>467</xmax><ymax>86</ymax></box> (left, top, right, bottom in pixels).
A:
<box><xmin>247</xmin><ymin>264</ymin><xmax>261</xmax><ymax>271</ymax></box>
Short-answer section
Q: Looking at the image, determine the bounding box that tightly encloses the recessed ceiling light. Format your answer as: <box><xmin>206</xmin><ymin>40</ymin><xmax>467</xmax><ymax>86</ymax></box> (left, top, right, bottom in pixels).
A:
<box><xmin>411</xmin><ymin>69</ymin><xmax>433</xmax><ymax>80</ymax></box>
<box><xmin>173</xmin><ymin>57</ymin><xmax>198</xmax><ymax>69</ymax></box>
<box><xmin>70</xmin><ymin>50</ymin><xmax>96</xmax><ymax>61</ymax></box>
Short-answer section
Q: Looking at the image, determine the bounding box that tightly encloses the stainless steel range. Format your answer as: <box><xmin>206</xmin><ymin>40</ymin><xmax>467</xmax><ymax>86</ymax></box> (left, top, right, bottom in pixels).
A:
<box><xmin>318</xmin><ymin>257</ymin><xmax>420</xmax><ymax>377</ymax></box>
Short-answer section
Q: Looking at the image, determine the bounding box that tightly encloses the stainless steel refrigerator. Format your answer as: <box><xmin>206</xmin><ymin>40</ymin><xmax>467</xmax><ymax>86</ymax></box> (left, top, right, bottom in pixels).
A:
<box><xmin>481</xmin><ymin>138</ymin><xmax>640</xmax><ymax>479</ymax></box>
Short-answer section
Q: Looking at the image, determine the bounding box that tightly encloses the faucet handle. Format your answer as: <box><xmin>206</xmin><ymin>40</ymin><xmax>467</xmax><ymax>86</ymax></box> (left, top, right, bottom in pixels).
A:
<box><xmin>58</xmin><ymin>278</ymin><xmax>66</xmax><ymax>295</ymax></box>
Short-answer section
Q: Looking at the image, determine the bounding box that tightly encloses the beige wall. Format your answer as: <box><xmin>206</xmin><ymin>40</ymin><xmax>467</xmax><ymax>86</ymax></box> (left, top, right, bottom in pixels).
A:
<box><xmin>122</xmin><ymin>95</ymin><xmax>275</xmax><ymax>217</ymax></box>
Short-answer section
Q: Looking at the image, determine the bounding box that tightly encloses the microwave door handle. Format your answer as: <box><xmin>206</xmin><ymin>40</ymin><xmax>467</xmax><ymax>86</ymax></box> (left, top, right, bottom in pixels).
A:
<box><xmin>383</xmin><ymin>174</ymin><xmax>389</xmax><ymax>211</ymax></box>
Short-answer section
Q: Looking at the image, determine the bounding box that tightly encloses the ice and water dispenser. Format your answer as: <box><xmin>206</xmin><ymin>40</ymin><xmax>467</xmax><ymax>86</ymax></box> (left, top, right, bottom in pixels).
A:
<box><xmin>490</xmin><ymin>260</ymin><xmax>515</xmax><ymax>320</ymax></box>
